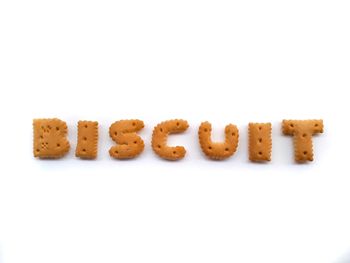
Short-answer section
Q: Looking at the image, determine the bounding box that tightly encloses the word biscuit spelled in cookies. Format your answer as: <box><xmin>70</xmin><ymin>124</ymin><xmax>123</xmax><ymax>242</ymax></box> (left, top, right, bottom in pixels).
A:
<box><xmin>33</xmin><ymin>118</ymin><xmax>324</xmax><ymax>163</ymax></box>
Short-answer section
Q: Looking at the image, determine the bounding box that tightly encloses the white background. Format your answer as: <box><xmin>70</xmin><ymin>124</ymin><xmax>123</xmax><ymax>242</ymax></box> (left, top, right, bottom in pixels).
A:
<box><xmin>0</xmin><ymin>0</ymin><xmax>349</xmax><ymax>262</ymax></box>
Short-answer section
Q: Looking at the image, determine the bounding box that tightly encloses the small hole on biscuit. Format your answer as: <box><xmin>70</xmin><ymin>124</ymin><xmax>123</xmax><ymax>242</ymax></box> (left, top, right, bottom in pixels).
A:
<box><xmin>290</xmin><ymin>124</ymin><xmax>294</xmax><ymax>128</ymax></box>
<box><xmin>160</xmin><ymin>128</ymin><xmax>163</xmax><ymax>132</ymax></box>
<box><xmin>232</xmin><ymin>132</ymin><xmax>236</xmax><ymax>136</ymax></box>
<box><xmin>176</xmin><ymin>122</ymin><xmax>179</xmax><ymax>126</ymax></box>
<box><xmin>84</xmin><ymin>124</ymin><xmax>88</xmax><ymax>128</ymax></box>
<box><xmin>114</xmin><ymin>132</ymin><xmax>117</xmax><ymax>136</ymax></box>
<box><xmin>36</xmin><ymin>149</ymin><xmax>40</xmax><ymax>152</ymax></box>
<box><xmin>57</xmin><ymin>143</ymin><xmax>60</xmax><ymax>147</ymax></box>
<box><xmin>303</xmin><ymin>151</ymin><xmax>307</xmax><ymax>155</ymax></box>
<box><xmin>83</xmin><ymin>137</ymin><xmax>87</xmax><ymax>141</ymax></box>
<box><xmin>208</xmin><ymin>146</ymin><xmax>212</xmax><ymax>150</ymax></box>
<box><xmin>115</xmin><ymin>151</ymin><xmax>118</xmax><ymax>154</ymax></box>
<box><xmin>56</xmin><ymin>127</ymin><xmax>59</xmax><ymax>131</ymax></box>
<box><xmin>259</xmin><ymin>126</ymin><xmax>262</xmax><ymax>130</ymax></box>
<box><xmin>40</xmin><ymin>135</ymin><xmax>43</xmax><ymax>139</ymax></box>
<box><xmin>158</xmin><ymin>145</ymin><xmax>161</xmax><ymax>148</ymax></box>
<box><xmin>259</xmin><ymin>138</ymin><xmax>262</xmax><ymax>143</ymax></box>
<box><xmin>134</xmin><ymin>141</ymin><xmax>137</xmax><ymax>144</ymax></box>
<box><xmin>82</xmin><ymin>149</ymin><xmax>86</xmax><ymax>152</ymax></box>
<box><xmin>132</xmin><ymin>122</ymin><xmax>136</xmax><ymax>126</ymax></box>
<box><xmin>225</xmin><ymin>148</ymin><xmax>229</xmax><ymax>151</ymax></box>
<box><xmin>173</xmin><ymin>151</ymin><xmax>176</xmax><ymax>155</ymax></box>
<box><xmin>48</xmin><ymin>125</ymin><xmax>51</xmax><ymax>129</ymax></box>
<box><xmin>204</xmin><ymin>128</ymin><xmax>208</xmax><ymax>132</ymax></box>
<box><xmin>259</xmin><ymin>151</ymin><xmax>262</xmax><ymax>155</ymax></box>
<box><xmin>315</xmin><ymin>124</ymin><xmax>318</xmax><ymax>127</ymax></box>
<box><xmin>302</xmin><ymin>134</ymin><xmax>307</xmax><ymax>138</ymax></box>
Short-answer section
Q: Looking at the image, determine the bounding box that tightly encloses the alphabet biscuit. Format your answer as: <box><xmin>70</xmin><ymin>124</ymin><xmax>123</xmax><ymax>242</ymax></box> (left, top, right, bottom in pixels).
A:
<box><xmin>33</xmin><ymin>118</ymin><xmax>70</xmax><ymax>158</ymax></box>
<box><xmin>75</xmin><ymin>121</ymin><xmax>98</xmax><ymax>159</ymax></box>
<box><xmin>282</xmin><ymin>119</ymin><xmax>323</xmax><ymax>163</ymax></box>
<box><xmin>109</xmin><ymin>119</ymin><xmax>145</xmax><ymax>159</ymax></box>
<box><xmin>248</xmin><ymin>123</ymin><xmax>272</xmax><ymax>162</ymax></box>
<box><xmin>198</xmin><ymin>121</ymin><xmax>239</xmax><ymax>160</ymax></box>
<box><xmin>152</xmin><ymin>119</ymin><xmax>189</xmax><ymax>160</ymax></box>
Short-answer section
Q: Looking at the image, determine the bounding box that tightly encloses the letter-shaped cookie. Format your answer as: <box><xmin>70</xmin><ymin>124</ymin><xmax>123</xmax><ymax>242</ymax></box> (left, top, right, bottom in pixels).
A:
<box><xmin>75</xmin><ymin>121</ymin><xmax>98</xmax><ymax>159</ymax></box>
<box><xmin>198</xmin><ymin>121</ymin><xmax>239</xmax><ymax>160</ymax></box>
<box><xmin>152</xmin><ymin>119</ymin><xmax>189</xmax><ymax>160</ymax></box>
<box><xmin>109</xmin><ymin>120</ymin><xmax>145</xmax><ymax>159</ymax></box>
<box><xmin>33</xmin><ymin>118</ymin><xmax>70</xmax><ymax>158</ymax></box>
<box><xmin>282</xmin><ymin>119</ymin><xmax>323</xmax><ymax>163</ymax></box>
<box><xmin>248</xmin><ymin>123</ymin><xmax>272</xmax><ymax>162</ymax></box>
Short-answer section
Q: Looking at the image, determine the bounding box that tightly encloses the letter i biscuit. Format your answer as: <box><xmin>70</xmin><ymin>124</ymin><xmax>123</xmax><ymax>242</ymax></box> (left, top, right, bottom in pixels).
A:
<box><xmin>248</xmin><ymin>123</ymin><xmax>272</xmax><ymax>162</ymax></box>
<box><xmin>75</xmin><ymin>121</ymin><xmax>98</xmax><ymax>159</ymax></box>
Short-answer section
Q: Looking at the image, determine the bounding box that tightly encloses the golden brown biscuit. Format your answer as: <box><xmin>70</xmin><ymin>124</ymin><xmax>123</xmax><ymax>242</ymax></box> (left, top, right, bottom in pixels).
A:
<box><xmin>152</xmin><ymin>119</ymin><xmax>189</xmax><ymax>160</ymax></box>
<box><xmin>248</xmin><ymin>123</ymin><xmax>272</xmax><ymax>162</ymax></box>
<box><xmin>109</xmin><ymin>119</ymin><xmax>145</xmax><ymax>159</ymax></box>
<box><xmin>282</xmin><ymin>119</ymin><xmax>324</xmax><ymax>163</ymax></box>
<box><xmin>198</xmin><ymin>121</ymin><xmax>239</xmax><ymax>160</ymax></box>
<box><xmin>75</xmin><ymin>121</ymin><xmax>98</xmax><ymax>159</ymax></box>
<box><xmin>33</xmin><ymin>118</ymin><xmax>70</xmax><ymax>158</ymax></box>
